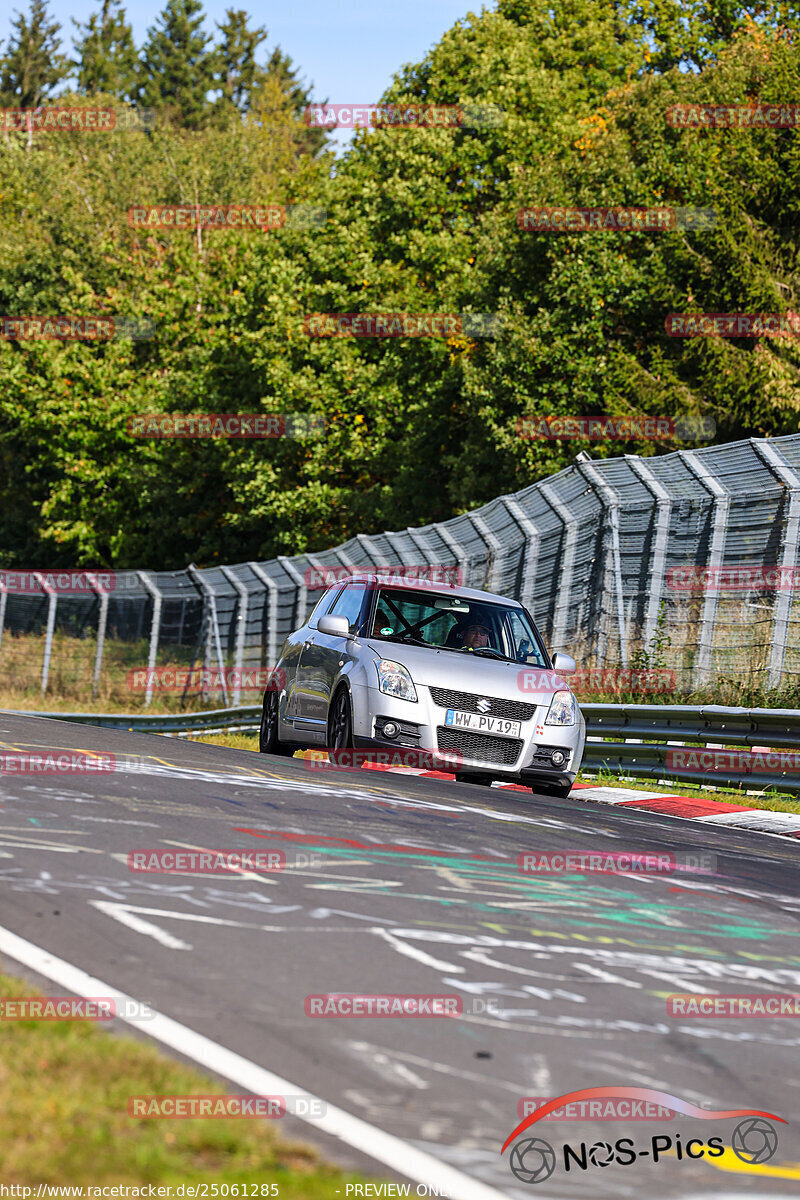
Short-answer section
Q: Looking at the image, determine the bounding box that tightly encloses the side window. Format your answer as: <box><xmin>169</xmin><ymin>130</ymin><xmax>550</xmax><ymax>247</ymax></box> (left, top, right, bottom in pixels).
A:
<box><xmin>307</xmin><ymin>586</ymin><xmax>341</xmax><ymax>628</ymax></box>
<box><xmin>328</xmin><ymin>585</ymin><xmax>367</xmax><ymax>632</ymax></box>
<box><xmin>504</xmin><ymin>610</ymin><xmax>547</xmax><ymax>666</ymax></box>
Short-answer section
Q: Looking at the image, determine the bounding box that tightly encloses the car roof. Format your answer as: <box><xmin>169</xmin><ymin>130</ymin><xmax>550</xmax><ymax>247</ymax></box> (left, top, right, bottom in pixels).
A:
<box><xmin>341</xmin><ymin>573</ymin><xmax>523</xmax><ymax>608</ymax></box>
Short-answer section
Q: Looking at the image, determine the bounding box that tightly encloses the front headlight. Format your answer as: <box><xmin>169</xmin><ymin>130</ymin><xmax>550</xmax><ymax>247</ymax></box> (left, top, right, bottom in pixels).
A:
<box><xmin>545</xmin><ymin>688</ymin><xmax>577</xmax><ymax>726</ymax></box>
<box><xmin>375</xmin><ymin>659</ymin><xmax>417</xmax><ymax>702</ymax></box>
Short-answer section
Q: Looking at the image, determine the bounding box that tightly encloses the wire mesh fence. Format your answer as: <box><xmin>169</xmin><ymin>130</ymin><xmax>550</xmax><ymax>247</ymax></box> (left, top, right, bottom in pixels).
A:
<box><xmin>3</xmin><ymin>433</ymin><xmax>800</xmax><ymax>707</ymax></box>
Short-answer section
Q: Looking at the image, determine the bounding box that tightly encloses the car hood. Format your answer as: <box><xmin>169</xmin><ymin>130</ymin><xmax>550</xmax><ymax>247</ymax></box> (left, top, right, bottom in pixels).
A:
<box><xmin>364</xmin><ymin>640</ymin><xmax>571</xmax><ymax>703</ymax></box>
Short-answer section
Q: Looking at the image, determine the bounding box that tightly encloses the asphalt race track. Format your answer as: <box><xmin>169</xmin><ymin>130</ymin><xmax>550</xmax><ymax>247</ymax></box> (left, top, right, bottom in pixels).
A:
<box><xmin>0</xmin><ymin>712</ymin><xmax>798</xmax><ymax>1199</ymax></box>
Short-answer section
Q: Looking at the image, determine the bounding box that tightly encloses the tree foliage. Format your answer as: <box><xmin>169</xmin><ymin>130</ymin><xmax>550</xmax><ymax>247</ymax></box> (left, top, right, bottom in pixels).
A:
<box><xmin>1</xmin><ymin>1</ymin><xmax>799</xmax><ymax>568</ymax></box>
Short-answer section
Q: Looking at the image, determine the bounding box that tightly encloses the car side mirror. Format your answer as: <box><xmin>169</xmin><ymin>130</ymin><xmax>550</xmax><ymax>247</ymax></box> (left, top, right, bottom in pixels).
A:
<box><xmin>318</xmin><ymin>614</ymin><xmax>351</xmax><ymax>638</ymax></box>
<box><xmin>551</xmin><ymin>651</ymin><xmax>576</xmax><ymax>675</ymax></box>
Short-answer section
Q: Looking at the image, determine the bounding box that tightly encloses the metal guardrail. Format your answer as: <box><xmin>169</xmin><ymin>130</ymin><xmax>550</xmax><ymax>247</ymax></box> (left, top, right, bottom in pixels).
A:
<box><xmin>581</xmin><ymin>703</ymin><xmax>800</xmax><ymax>795</ymax></box>
<box><xmin>6</xmin><ymin>706</ymin><xmax>261</xmax><ymax>736</ymax></box>
<box><xmin>7</xmin><ymin>702</ymin><xmax>800</xmax><ymax>793</ymax></box>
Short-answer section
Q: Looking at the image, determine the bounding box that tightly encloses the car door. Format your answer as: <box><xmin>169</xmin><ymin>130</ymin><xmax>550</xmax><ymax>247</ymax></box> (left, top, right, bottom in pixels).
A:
<box><xmin>293</xmin><ymin>584</ymin><xmax>368</xmax><ymax>731</ymax></box>
<box><xmin>283</xmin><ymin>586</ymin><xmax>340</xmax><ymax>721</ymax></box>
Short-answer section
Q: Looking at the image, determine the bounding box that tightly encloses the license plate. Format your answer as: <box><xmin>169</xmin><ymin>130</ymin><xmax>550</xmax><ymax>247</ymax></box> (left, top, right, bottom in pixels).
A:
<box><xmin>444</xmin><ymin>709</ymin><xmax>521</xmax><ymax>738</ymax></box>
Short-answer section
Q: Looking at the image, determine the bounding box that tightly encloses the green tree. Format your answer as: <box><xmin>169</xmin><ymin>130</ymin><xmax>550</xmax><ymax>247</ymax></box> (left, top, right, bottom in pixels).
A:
<box><xmin>0</xmin><ymin>0</ymin><xmax>69</xmax><ymax>107</ymax></box>
<box><xmin>628</xmin><ymin>0</ymin><xmax>800</xmax><ymax>70</ymax></box>
<box><xmin>138</xmin><ymin>0</ymin><xmax>215</xmax><ymax>128</ymax></box>
<box><xmin>72</xmin><ymin>0</ymin><xmax>138</xmax><ymax>99</ymax></box>
<box><xmin>256</xmin><ymin>46</ymin><xmax>327</xmax><ymax>155</ymax></box>
<box><xmin>212</xmin><ymin>8</ymin><xmax>266</xmax><ymax>112</ymax></box>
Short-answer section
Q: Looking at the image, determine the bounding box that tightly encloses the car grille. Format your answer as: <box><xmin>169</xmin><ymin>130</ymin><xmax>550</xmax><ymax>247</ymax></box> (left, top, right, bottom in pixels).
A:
<box><xmin>429</xmin><ymin>687</ymin><xmax>535</xmax><ymax>722</ymax></box>
<box><xmin>436</xmin><ymin>726</ymin><xmax>522</xmax><ymax>766</ymax></box>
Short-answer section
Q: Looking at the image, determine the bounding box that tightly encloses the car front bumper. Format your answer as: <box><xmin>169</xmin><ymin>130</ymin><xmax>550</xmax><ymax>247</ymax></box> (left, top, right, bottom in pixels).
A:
<box><xmin>350</xmin><ymin>681</ymin><xmax>585</xmax><ymax>784</ymax></box>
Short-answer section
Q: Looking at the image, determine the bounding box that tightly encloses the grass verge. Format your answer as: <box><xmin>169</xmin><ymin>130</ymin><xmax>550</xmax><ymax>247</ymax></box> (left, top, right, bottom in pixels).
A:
<box><xmin>0</xmin><ymin>969</ymin><xmax>367</xmax><ymax>1192</ymax></box>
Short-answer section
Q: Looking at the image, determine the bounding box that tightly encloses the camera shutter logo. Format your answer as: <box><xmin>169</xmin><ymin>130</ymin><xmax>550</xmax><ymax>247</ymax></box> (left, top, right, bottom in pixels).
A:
<box><xmin>509</xmin><ymin>1137</ymin><xmax>556</xmax><ymax>1184</ymax></box>
<box><xmin>732</xmin><ymin>1118</ymin><xmax>779</xmax><ymax>1164</ymax></box>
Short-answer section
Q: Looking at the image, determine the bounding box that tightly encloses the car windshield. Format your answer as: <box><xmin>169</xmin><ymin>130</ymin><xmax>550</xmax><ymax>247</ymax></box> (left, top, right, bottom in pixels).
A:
<box><xmin>368</xmin><ymin>588</ymin><xmax>549</xmax><ymax>666</ymax></box>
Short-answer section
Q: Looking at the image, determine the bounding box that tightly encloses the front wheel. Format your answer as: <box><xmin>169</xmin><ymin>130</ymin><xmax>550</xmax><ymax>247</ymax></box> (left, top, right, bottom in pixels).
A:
<box><xmin>259</xmin><ymin>690</ymin><xmax>295</xmax><ymax>756</ymax></box>
<box><xmin>327</xmin><ymin>687</ymin><xmax>353</xmax><ymax>751</ymax></box>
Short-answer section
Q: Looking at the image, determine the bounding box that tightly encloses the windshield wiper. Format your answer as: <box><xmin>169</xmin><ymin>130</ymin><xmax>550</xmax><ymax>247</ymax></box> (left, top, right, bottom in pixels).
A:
<box><xmin>464</xmin><ymin>647</ymin><xmax>514</xmax><ymax>662</ymax></box>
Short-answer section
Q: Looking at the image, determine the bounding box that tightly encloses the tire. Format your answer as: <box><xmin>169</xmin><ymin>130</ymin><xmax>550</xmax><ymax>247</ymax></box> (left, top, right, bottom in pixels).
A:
<box><xmin>327</xmin><ymin>687</ymin><xmax>353</xmax><ymax>751</ymax></box>
<box><xmin>455</xmin><ymin>772</ymin><xmax>494</xmax><ymax>786</ymax></box>
<box><xmin>259</xmin><ymin>690</ymin><xmax>295</xmax><ymax>756</ymax></box>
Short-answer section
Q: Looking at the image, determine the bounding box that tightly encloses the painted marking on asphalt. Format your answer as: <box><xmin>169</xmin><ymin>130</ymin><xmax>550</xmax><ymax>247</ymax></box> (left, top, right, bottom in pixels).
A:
<box><xmin>701</xmin><ymin>1145</ymin><xmax>800</xmax><ymax>1179</ymax></box>
<box><xmin>92</xmin><ymin>901</ymin><xmax>193</xmax><ymax>950</ymax></box>
<box><xmin>0</xmin><ymin>923</ymin><xmax>507</xmax><ymax>1200</ymax></box>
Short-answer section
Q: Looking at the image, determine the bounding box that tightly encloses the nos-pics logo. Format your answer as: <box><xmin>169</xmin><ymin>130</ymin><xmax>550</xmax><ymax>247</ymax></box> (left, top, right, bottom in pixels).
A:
<box><xmin>501</xmin><ymin>1087</ymin><xmax>784</xmax><ymax>1184</ymax></box>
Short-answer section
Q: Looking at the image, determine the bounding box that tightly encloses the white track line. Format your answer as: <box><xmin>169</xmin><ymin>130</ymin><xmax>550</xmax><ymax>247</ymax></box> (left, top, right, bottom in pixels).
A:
<box><xmin>0</xmin><ymin>924</ymin><xmax>506</xmax><ymax>1200</ymax></box>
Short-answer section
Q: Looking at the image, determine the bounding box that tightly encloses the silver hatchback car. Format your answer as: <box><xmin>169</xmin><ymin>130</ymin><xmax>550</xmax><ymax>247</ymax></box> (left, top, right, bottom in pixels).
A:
<box><xmin>259</xmin><ymin>574</ymin><xmax>585</xmax><ymax>797</ymax></box>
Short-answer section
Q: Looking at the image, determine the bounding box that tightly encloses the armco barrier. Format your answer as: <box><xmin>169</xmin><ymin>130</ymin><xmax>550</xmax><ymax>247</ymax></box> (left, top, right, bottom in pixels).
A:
<box><xmin>581</xmin><ymin>703</ymin><xmax>800</xmax><ymax>795</ymax></box>
<box><xmin>7</xmin><ymin>702</ymin><xmax>800</xmax><ymax>794</ymax></box>
<box><xmin>4</xmin><ymin>706</ymin><xmax>261</xmax><ymax>736</ymax></box>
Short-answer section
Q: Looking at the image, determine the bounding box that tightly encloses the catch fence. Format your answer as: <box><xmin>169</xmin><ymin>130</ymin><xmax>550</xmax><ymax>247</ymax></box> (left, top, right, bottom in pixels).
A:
<box><xmin>3</xmin><ymin>434</ymin><xmax>800</xmax><ymax>705</ymax></box>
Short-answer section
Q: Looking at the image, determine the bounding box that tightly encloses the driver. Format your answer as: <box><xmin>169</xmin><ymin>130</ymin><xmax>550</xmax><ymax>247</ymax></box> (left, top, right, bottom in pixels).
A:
<box><xmin>461</xmin><ymin>619</ymin><xmax>491</xmax><ymax>649</ymax></box>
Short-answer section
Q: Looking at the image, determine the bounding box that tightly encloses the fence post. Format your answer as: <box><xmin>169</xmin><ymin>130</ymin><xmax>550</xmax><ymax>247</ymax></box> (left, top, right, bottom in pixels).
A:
<box><xmin>137</xmin><ymin>571</ymin><xmax>163</xmax><ymax>707</ymax></box>
<box><xmin>277</xmin><ymin>556</ymin><xmax>308</xmax><ymax>627</ymax></box>
<box><xmin>431</xmin><ymin>523</ymin><xmax>470</xmax><ymax>587</ymax></box>
<box><xmin>752</xmin><ymin>439</ymin><xmax>800</xmax><ymax>689</ymax></box>
<box><xmin>625</xmin><ymin>456</ymin><xmax>672</xmax><ymax>652</ymax></box>
<box><xmin>187</xmin><ymin>565</ymin><xmax>229</xmax><ymax>707</ymax></box>
<box><xmin>248</xmin><ymin>562</ymin><xmax>279</xmax><ymax>674</ymax></box>
<box><xmin>221</xmin><ymin>566</ymin><xmax>249</xmax><ymax>706</ymax></box>
<box><xmin>401</xmin><ymin>528</ymin><xmax>438</xmax><ymax>576</ymax></box>
<box><xmin>680</xmin><ymin>451</ymin><xmax>730</xmax><ymax>687</ymax></box>
<box><xmin>86</xmin><ymin>573</ymin><xmax>110</xmax><ymax>700</ymax></box>
<box><xmin>471</xmin><ymin>511</ymin><xmax>504</xmax><ymax>593</ymax></box>
<box><xmin>576</xmin><ymin>461</ymin><xmax>628</xmax><ymax>667</ymax></box>
<box><xmin>500</xmin><ymin>496</ymin><xmax>541</xmax><ymax>617</ymax></box>
<box><xmin>33</xmin><ymin>572</ymin><xmax>57</xmax><ymax>695</ymax></box>
<box><xmin>0</xmin><ymin>575</ymin><xmax>7</xmax><ymax>656</ymax></box>
<box><xmin>539</xmin><ymin>482</ymin><xmax>579</xmax><ymax>653</ymax></box>
<box><xmin>355</xmin><ymin>533</ymin><xmax>382</xmax><ymax>570</ymax></box>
